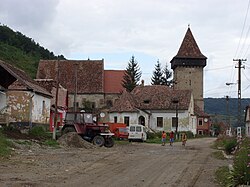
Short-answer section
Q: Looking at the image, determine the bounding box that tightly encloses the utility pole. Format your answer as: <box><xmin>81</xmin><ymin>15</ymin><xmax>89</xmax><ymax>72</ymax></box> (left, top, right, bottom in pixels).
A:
<box><xmin>53</xmin><ymin>60</ymin><xmax>59</xmax><ymax>140</ymax></box>
<box><xmin>234</xmin><ymin>59</ymin><xmax>246</xmax><ymax>127</ymax></box>
<box><xmin>226</xmin><ymin>95</ymin><xmax>229</xmax><ymax>126</ymax></box>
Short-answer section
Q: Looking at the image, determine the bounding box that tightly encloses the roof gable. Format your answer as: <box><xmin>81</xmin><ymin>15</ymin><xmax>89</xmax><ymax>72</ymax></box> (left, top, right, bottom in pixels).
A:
<box><xmin>0</xmin><ymin>60</ymin><xmax>51</xmax><ymax>97</ymax></box>
<box><xmin>36</xmin><ymin>60</ymin><xmax>104</xmax><ymax>94</ymax></box>
<box><xmin>109</xmin><ymin>90</ymin><xmax>137</xmax><ymax>112</ymax></box>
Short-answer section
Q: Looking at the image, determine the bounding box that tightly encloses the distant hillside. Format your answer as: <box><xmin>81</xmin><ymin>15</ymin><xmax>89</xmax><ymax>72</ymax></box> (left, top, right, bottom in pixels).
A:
<box><xmin>0</xmin><ymin>24</ymin><xmax>65</xmax><ymax>78</ymax></box>
<box><xmin>204</xmin><ymin>98</ymin><xmax>250</xmax><ymax>126</ymax></box>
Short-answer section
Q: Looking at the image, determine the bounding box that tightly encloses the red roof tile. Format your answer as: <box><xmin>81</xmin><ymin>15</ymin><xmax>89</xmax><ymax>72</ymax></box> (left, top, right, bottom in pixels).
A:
<box><xmin>104</xmin><ymin>70</ymin><xmax>125</xmax><ymax>94</ymax></box>
<box><xmin>109</xmin><ymin>85</ymin><xmax>192</xmax><ymax>112</ymax></box>
<box><xmin>109</xmin><ymin>90</ymin><xmax>138</xmax><ymax>112</ymax></box>
<box><xmin>36</xmin><ymin>60</ymin><xmax>104</xmax><ymax>94</ymax></box>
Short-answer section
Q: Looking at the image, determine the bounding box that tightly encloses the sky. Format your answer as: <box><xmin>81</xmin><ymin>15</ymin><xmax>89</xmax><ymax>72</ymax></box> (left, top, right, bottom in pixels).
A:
<box><xmin>1</xmin><ymin>0</ymin><xmax>250</xmax><ymax>98</ymax></box>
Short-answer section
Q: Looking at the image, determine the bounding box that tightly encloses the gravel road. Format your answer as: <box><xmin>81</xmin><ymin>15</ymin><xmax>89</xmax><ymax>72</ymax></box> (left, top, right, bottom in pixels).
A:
<box><xmin>0</xmin><ymin>137</ymin><xmax>230</xmax><ymax>187</ymax></box>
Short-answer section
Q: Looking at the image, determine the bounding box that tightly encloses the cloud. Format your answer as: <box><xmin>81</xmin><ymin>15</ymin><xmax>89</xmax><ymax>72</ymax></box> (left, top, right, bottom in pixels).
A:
<box><xmin>0</xmin><ymin>0</ymin><xmax>59</xmax><ymax>31</ymax></box>
<box><xmin>0</xmin><ymin>0</ymin><xmax>250</xmax><ymax>98</ymax></box>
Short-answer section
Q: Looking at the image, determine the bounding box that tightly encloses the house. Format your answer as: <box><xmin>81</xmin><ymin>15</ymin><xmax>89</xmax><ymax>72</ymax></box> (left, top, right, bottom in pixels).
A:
<box><xmin>109</xmin><ymin>85</ymin><xmax>197</xmax><ymax>134</ymax></box>
<box><xmin>35</xmin><ymin>79</ymin><xmax>68</xmax><ymax>131</ymax></box>
<box><xmin>245</xmin><ymin>105</ymin><xmax>250</xmax><ymax>137</ymax></box>
<box><xmin>194</xmin><ymin>105</ymin><xmax>211</xmax><ymax>135</ymax></box>
<box><xmin>36</xmin><ymin>60</ymin><xmax>125</xmax><ymax>113</ymax></box>
<box><xmin>0</xmin><ymin>60</ymin><xmax>52</xmax><ymax>128</ymax></box>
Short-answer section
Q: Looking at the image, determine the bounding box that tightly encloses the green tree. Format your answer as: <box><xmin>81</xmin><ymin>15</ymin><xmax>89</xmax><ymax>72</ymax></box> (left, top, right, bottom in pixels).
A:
<box><xmin>161</xmin><ymin>63</ymin><xmax>172</xmax><ymax>86</ymax></box>
<box><xmin>122</xmin><ymin>55</ymin><xmax>142</xmax><ymax>92</ymax></box>
<box><xmin>151</xmin><ymin>60</ymin><xmax>163</xmax><ymax>85</ymax></box>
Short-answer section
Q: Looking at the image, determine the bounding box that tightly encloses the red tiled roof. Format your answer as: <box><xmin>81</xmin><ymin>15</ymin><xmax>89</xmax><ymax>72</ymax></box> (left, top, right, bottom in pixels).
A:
<box><xmin>175</xmin><ymin>28</ymin><xmax>206</xmax><ymax>59</ymax></box>
<box><xmin>104</xmin><ymin>70</ymin><xmax>125</xmax><ymax>94</ymax></box>
<box><xmin>0</xmin><ymin>60</ymin><xmax>51</xmax><ymax>97</ymax></box>
<box><xmin>109</xmin><ymin>90</ymin><xmax>138</xmax><ymax>112</ymax></box>
<box><xmin>36</xmin><ymin>60</ymin><xmax>104</xmax><ymax>94</ymax></box>
<box><xmin>109</xmin><ymin>85</ymin><xmax>192</xmax><ymax>112</ymax></box>
<box><xmin>194</xmin><ymin>104</ymin><xmax>209</xmax><ymax>117</ymax></box>
<box><xmin>34</xmin><ymin>79</ymin><xmax>66</xmax><ymax>93</ymax></box>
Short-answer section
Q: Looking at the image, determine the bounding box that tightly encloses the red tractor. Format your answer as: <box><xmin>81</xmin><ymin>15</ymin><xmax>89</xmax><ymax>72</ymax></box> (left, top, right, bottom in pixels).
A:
<box><xmin>61</xmin><ymin>112</ymin><xmax>114</xmax><ymax>148</ymax></box>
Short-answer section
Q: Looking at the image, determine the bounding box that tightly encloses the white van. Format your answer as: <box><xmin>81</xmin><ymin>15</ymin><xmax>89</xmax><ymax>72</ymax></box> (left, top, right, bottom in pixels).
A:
<box><xmin>128</xmin><ymin>124</ymin><xmax>147</xmax><ymax>142</ymax></box>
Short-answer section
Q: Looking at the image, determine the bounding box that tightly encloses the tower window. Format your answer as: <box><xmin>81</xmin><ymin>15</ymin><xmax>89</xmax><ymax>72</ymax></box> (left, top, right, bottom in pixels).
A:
<box><xmin>189</xmin><ymin>80</ymin><xmax>191</xmax><ymax>86</ymax></box>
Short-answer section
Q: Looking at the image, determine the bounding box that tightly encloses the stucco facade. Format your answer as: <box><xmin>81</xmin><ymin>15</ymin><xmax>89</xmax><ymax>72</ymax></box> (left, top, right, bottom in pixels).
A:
<box><xmin>0</xmin><ymin>91</ymin><xmax>6</xmax><ymax>111</ymax></box>
<box><xmin>7</xmin><ymin>91</ymin><xmax>50</xmax><ymax>126</ymax></box>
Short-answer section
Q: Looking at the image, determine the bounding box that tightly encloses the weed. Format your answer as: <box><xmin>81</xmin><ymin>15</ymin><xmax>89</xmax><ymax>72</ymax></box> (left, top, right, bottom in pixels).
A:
<box><xmin>212</xmin><ymin>151</ymin><xmax>226</xmax><ymax>160</ymax></box>
<box><xmin>43</xmin><ymin>139</ymin><xmax>60</xmax><ymax>148</ymax></box>
<box><xmin>0</xmin><ymin>130</ymin><xmax>12</xmax><ymax>158</ymax></box>
<box><xmin>215</xmin><ymin>166</ymin><xmax>232</xmax><ymax>187</ymax></box>
<box><xmin>29</xmin><ymin>126</ymin><xmax>50</xmax><ymax>139</ymax></box>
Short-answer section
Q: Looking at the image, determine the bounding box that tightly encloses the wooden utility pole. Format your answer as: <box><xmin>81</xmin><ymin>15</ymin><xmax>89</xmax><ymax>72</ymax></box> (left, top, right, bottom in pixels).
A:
<box><xmin>234</xmin><ymin>59</ymin><xmax>246</xmax><ymax>127</ymax></box>
<box><xmin>53</xmin><ymin>60</ymin><xmax>59</xmax><ymax>140</ymax></box>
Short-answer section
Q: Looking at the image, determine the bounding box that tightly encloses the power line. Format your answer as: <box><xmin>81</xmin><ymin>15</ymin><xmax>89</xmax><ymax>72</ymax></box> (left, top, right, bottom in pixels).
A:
<box><xmin>234</xmin><ymin>0</ymin><xmax>250</xmax><ymax>58</ymax></box>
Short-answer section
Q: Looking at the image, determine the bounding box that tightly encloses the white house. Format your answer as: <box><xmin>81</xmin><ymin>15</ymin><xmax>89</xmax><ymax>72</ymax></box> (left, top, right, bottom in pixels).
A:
<box><xmin>245</xmin><ymin>105</ymin><xmax>250</xmax><ymax>137</ymax></box>
<box><xmin>0</xmin><ymin>60</ymin><xmax>52</xmax><ymax>128</ymax></box>
<box><xmin>109</xmin><ymin>85</ymin><xmax>197</xmax><ymax>134</ymax></box>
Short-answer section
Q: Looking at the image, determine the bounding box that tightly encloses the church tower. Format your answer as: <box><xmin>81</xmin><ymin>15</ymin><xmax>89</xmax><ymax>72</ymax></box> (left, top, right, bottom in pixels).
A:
<box><xmin>170</xmin><ymin>27</ymin><xmax>207</xmax><ymax>110</ymax></box>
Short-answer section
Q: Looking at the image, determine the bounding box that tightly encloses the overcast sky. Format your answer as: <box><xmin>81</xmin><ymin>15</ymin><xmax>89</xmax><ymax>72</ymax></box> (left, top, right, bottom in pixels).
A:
<box><xmin>1</xmin><ymin>0</ymin><xmax>250</xmax><ymax>98</ymax></box>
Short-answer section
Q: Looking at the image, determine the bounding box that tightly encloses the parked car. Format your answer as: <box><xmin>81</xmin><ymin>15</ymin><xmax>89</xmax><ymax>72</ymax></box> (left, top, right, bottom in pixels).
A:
<box><xmin>101</xmin><ymin>122</ymin><xmax>128</xmax><ymax>139</ymax></box>
<box><xmin>128</xmin><ymin>124</ymin><xmax>147</xmax><ymax>142</ymax></box>
<box><xmin>114</xmin><ymin>127</ymin><xmax>128</xmax><ymax>139</ymax></box>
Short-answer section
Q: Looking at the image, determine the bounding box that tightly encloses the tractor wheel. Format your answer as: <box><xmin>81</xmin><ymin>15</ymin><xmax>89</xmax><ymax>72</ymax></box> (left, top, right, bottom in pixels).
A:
<box><xmin>104</xmin><ymin>137</ymin><xmax>114</xmax><ymax>148</ymax></box>
<box><xmin>92</xmin><ymin>135</ymin><xmax>105</xmax><ymax>147</ymax></box>
<box><xmin>62</xmin><ymin>127</ymin><xmax>76</xmax><ymax>135</ymax></box>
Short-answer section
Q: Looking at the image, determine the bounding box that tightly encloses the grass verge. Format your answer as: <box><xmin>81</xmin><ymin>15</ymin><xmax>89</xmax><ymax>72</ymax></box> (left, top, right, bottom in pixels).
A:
<box><xmin>215</xmin><ymin>166</ymin><xmax>232</xmax><ymax>187</ymax></box>
<box><xmin>0</xmin><ymin>130</ymin><xmax>12</xmax><ymax>158</ymax></box>
<box><xmin>212</xmin><ymin>151</ymin><xmax>226</xmax><ymax>160</ymax></box>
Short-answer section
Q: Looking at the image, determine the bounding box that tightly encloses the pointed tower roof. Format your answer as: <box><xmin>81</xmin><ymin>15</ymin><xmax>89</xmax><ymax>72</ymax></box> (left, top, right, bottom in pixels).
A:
<box><xmin>170</xmin><ymin>27</ymin><xmax>207</xmax><ymax>70</ymax></box>
<box><xmin>175</xmin><ymin>27</ymin><xmax>206</xmax><ymax>59</ymax></box>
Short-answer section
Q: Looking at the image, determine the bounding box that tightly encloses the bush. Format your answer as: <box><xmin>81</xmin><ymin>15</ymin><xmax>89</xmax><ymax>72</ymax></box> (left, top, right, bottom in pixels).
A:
<box><xmin>215</xmin><ymin>166</ymin><xmax>232</xmax><ymax>187</ymax></box>
<box><xmin>147</xmin><ymin>131</ymin><xmax>162</xmax><ymax>139</ymax></box>
<box><xmin>224</xmin><ymin>139</ymin><xmax>237</xmax><ymax>154</ymax></box>
<box><xmin>230</xmin><ymin>138</ymin><xmax>250</xmax><ymax>186</ymax></box>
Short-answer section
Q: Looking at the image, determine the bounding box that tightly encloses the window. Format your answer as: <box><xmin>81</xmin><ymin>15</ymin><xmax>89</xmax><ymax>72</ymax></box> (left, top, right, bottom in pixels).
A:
<box><xmin>124</xmin><ymin>116</ymin><xmax>129</xmax><ymax>126</ymax></box>
<box><xmin>136</xmin><ymin>126</ymin><xmax>142</xmax><ymax>132</ymax></box>
<box><xmin>130</xmin><ymin>126</ymin><xmax>135</xmax><ymax>132</ymax></box>
<box><xmin>143</xmin><ymin>100</ymin><xmax>150</xmax><ymax>104</ymax></box>
<box><xmin>172</xmin><ymin>117</ymin><xmax>178</xmax><ymax>128</ymax></box>
<box><xmin>198</xmin><ymin>119</ymin><xmax>203</xmax><ymax>126</ymax></box>
<box><xmin>157</xmin><ymin>117</ymin><xmax>163</xmax><ymax>128</ymax></box>
<box><xmin>42</xmin><ymin>100</ymin><xmax>45</xmax><ymax>115</ymax></box>
<box><xmin>114</xmin><ymin>116</ymin><xmax>117</xmax><ymax>123</ymax></box>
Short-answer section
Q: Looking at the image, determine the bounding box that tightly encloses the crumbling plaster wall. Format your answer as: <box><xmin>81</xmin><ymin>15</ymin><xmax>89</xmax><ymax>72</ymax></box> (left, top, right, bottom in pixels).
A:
<box><xmin>7</xmin><ymin>91</ymin><xmax>50</xmax><ymax>124</ymax></box>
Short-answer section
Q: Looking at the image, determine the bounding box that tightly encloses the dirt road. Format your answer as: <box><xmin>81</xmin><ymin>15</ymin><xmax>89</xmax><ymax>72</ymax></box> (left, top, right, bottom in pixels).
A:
<box><xmin>0</xmin><ymin>138</ymin><xmax>229</xmax><ymax>187</ymax></box>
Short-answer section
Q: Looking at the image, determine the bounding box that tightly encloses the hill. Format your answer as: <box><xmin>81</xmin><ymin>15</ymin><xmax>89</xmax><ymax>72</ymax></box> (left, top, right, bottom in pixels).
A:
<box><xmin>204</xmin><ymin>98</ymin><xmax>250</xmax><ymax>126</ymax></box>
<box><xmin>0</xmin><ymin>24</ymin><xmax>65</xmax><ymax>78</ymax></box>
